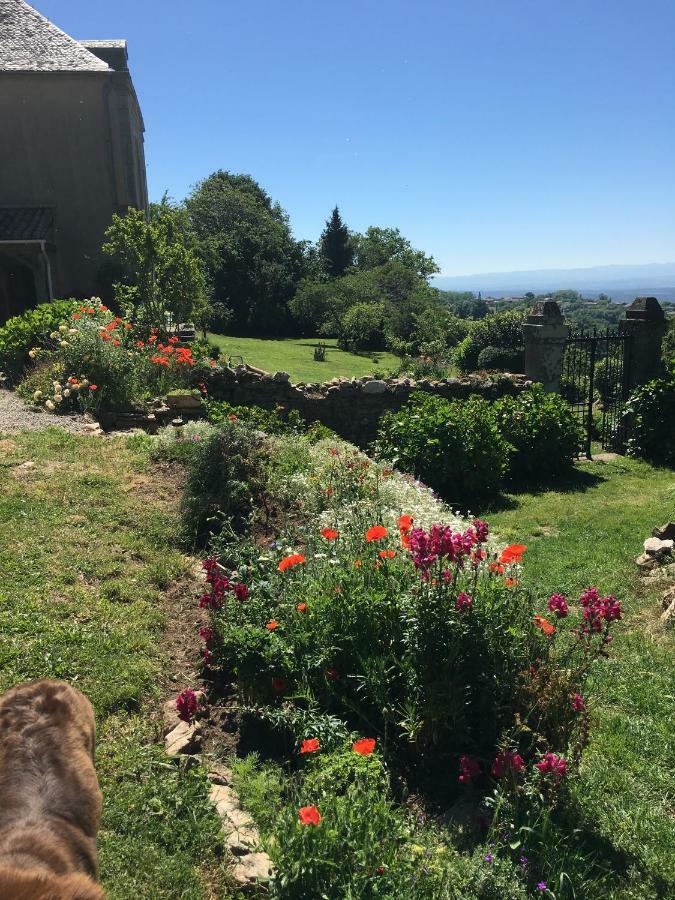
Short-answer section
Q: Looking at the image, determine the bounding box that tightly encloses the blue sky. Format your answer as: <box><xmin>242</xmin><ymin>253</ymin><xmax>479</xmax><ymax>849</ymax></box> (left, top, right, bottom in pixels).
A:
<box><xmin>37</xmin><ymin>0</ymin><xmax>675</xmax><ymax>275</ymax></box>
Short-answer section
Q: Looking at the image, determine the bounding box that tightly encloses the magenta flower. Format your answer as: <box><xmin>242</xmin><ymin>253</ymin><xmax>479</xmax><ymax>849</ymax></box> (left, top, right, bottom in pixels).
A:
<box><xmin>491</xmin><ymin>750</ymin><xmax>525</xmax><ymax>778</ymax></box>
<box><xmin>176</xmin><ymin>688</ymin><xmax>201</xmax><ymax>723</ymax></box>
<box><xmin>547</xmin><ymin>593</ymin><xmax>569</xmax><ymax>618</ymax></box>
<box><xmin>456</xmin><ymin>591</ymin><xmax>472</xmax><ymax>612</ymax></box>
<box><xmin>233</xmin><ymin>582</ymin><xmax>249</xmax><ymax>601</ymax></box>
<box><xmin>572</xmin><ymin>693</ymin><xmax>586</xmax><ymax>712</ymax></box>
<box><xmin>458</xmin><ymin>754</ymin><xmax>482</xmax><ymax>784</ymax></box>
<box><xmin>537</xmin><ymin>882</ymin><xmax>547</xmax><ymax>892</ymax></box>
<box><xmin>472</xmin><ymin>519</ymin><xmax>489</xmax><ymax>543</ymax></box>
<box><xmin>199</xmin><ymin>626</ymin><xmax>213</xmax><ymax>644</ymax></box>
<box><xmin>535</xmin><ymin>752</ymin><xmax>567</xmax><ymax>778</ymax></box>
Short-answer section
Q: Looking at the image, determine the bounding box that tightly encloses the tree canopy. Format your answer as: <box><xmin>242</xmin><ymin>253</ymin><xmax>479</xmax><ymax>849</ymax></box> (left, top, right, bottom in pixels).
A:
<box><xmin>319</xmin><ymin>207</ymin><xmax>354</xmax><ymax>277</ymax></box>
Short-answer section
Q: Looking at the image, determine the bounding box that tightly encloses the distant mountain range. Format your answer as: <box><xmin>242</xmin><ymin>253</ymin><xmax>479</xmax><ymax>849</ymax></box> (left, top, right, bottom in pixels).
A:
<box><xmin>434</xmin><ymin>262</ymin><xmax>675</xmax><ymax>302</ymax></box>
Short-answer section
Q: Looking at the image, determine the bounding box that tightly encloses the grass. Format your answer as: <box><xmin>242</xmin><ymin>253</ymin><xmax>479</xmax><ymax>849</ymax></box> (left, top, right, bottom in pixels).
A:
<box><xmin>483</xmin><ymin>456</ymin><xmax>675</xmax><ymax>896</ymax></box>
<box><xmin>0</xmin><ymin>429</ymin><xmax>230</xmax><ymax>899</ymax></box>
<box><xmin>206</xmin><ymin>333</ymin><xmax>399</xmax><ymax>383</ymax></box>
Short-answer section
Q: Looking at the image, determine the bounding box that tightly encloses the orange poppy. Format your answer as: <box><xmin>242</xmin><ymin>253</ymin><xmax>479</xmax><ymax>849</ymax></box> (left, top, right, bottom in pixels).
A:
<box><xmin>321</xmin><ymin>528</ymin><xmax>339</xmax><ymax>541</ymax></box>
<box><xmin>296</xmin><ymin>602</ymin><xmax>307</xmax><ymax>613</ymax></box>
<box><xmin>506</xmin><ymin>578</ymin><xmax>519</xmax><ymax>589</ymax></box>
<box><xmin>533</xmin><ymin>614</ymin><xmax>555</xmax><ymax>635</ymax></box>
<box><xmin>298</xmin><ymin>805</ymin><xmax>322</xmax><ymax>826</ymax></box>
<box><xmin>72</xmin><ymin>313</ymin><xmax>81</xmax><ymax>320</ymax></box>
<box><xmin>278</xmin><ymin>553</ymin><xmax>305</xmax><ymax>572</ymax></box>
<box><xmin>499</xmin><ymin>544</ymin><xmax>527</xmax><ymax>565</ymax></box>
<box><xmin>300</xmin><ymin>738</ymin><xmax>319</xmax><ymax>754</ymax></box>
<box><xmin>489</xmin><ymin>562</ymin><xmax>505</xmax><ymax>575</ymax></box>
<box><xmin>266</xmin><ymin>620</ymin><xmax>279</xmax><ymax>631</ymax></box>
<box><xmin>397</xmin><ymin>515</ymin><xmax>413</xmax><ymax>534</ymax></box>
<box><xmin>352</xmin><ymin>738</ymin><xmax>376</xmax><ymax>756</ymax></box>
<box><xmin>379</xmin><ymin>550</ymin><xmax>396</xmax><ymax>559</ymax></box>
<box><xmin>365</xmin><ymin>525</ymin><xmax>387</xmax><ymax>542</ymax></box>
<box><xmin>353</xmin><ymin>559</ymin><xmax>362</xmax><ymax>568</ymax></box>
<box><xmin>401</xmin><ymin>533</ymin><xmax>411</xmax><ymax>550</ymax></box>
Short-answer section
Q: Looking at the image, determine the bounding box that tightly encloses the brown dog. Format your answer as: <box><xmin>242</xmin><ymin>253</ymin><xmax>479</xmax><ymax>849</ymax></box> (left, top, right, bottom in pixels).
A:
<box><xmin>0</xmin><ymin>680</ymin><xmax>104</xmax><ymax>899</ymax></box>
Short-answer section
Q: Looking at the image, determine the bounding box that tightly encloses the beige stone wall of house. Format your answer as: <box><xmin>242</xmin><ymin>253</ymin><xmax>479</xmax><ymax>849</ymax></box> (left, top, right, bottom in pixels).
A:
<box><xmin>0</xmin><ymin>71</ymin><xmax>146</xmax><ymax>303</ymax></box>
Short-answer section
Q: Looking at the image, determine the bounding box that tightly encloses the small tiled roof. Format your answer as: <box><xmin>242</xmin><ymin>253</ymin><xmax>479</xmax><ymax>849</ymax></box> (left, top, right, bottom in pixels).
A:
<box><xmin>0</xmin><ymin>0</ymin><xmax>111</xmax><ymax>72</ymax></box>
<box><xmin>0</xmin><ymin>207</ymin><xmax>55</xmax><ymax>241</ymax></box>
<box><xmin>79</xmin><ymin>40</ymin><xmax>127</xmax><ymax>49</ymax></box>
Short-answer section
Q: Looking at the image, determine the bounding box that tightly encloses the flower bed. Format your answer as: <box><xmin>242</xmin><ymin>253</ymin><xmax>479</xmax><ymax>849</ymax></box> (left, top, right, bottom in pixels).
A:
<box><xmin>166</xmin><ymin>426</ymin><xmax>623</xmax><ymax>896</ymax></box>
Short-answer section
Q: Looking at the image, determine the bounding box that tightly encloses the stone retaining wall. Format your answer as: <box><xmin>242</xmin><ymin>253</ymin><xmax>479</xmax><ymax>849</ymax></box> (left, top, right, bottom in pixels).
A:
<box><xmin>201</xmin><ymin>367</ymin><xmax>532</xmax><ymax>447</ymax></box>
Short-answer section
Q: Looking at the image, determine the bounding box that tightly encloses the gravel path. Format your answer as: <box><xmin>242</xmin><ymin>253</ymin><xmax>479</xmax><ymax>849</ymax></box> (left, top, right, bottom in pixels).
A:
<box><xmin>0</xmin><ymin>388</ymin><xmax>93</xmax><ymax>434</ymax></box>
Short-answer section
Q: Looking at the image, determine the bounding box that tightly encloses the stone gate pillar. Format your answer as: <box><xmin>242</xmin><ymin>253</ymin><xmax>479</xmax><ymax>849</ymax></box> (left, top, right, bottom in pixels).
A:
<box><xmin>623</xmin><ymin>297</ymin><xmax>666</xmax><ymax>390</ymax></box>
<box><xmin>522</xmin><ymin>299</ymin><xmax>569</xmax><ymax>392</ymax></box>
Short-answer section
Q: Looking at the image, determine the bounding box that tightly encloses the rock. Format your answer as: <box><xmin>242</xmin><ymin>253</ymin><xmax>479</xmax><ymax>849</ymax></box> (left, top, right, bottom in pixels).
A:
<box><xmin>232</xmin><ymin>852</ymin><xmax>273</xmax><ymax>890</ymax></box>
<box><xmin>210</xmin><ymin>783</ymin><xmax>271</xmax><ymax>861</ymax></box>
<box><xmin>361</xmin><ymin>379</ymin><xmax>387</xmax><ymax>395</ymax></box>
<box><xmin>653</xmin><ymin>522</ymin><xmax>675</xmax><ymax>541</ymax></box>
<box><xmin>16</xmin><ymin>461</ymin><xmax>36</xmax><ymax>470</ymax></box>
<box><xmin>662</xmin><ymin>585</ymin><xmax>675</xmax><ymax>611</ymax></box>
<box><xmin>272</xmin><ymin>371</ymin><xmax>290</xmax><ymax>382</ymax></box>
<box><xmin>207</xmin><ymin>763</ymin><xmax>232</xmax><ymax>785</ymax></box>
<box><xmin>84</xmin><ymin>422</ymin><xmax>100</xmax><ymax>432</ymax></box>
<box><xmin>162</xmin><ymin>698</ymin><xmax>182</xmax><ymax>735</ymax></box>
<box><xmin>644</xmin><ymin>537</ymin><xmax>674</xmax><ymax>557</ymax></box>
<box><xmin>164</xmin><ymin>720</ymin><xmax>201</xmax><ymax>756</ymax></box>
<box><xmin>166</xmin><ymin>393</ymin><xmax>203</xmax><ymax>411</ymax></box>
<box><xmin>660</xmin><ymin>599</ymin><xmax>675</xmax><ymax>626</ymax></box>
<box><xmin>636</xmin><ymin>553</ymin><xmax>660</xmax><ymax>571</ymax></box>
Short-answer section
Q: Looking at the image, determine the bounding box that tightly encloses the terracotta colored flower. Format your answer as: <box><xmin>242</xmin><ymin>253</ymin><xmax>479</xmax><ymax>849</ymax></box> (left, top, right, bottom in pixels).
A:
<box><xmin>296</xmin><ymin>602</ymin><xmax>307</xmax><ymax>613</ymax></box>
<box><xmin>266</xmin><ymin>620</ymin><xmax>279</xmax><ymax>631</ymax></box>
<box><xmin>365</xmin><ymin>525</ymin><xmax>388</xmax><ymax>542</ymax></box>
<box><xmin>499</xmin><ymin>544</ymin><xmax>527</xmax><ymax>564</ymax></box>
<box><xmin>271</xmin><ymin>676</ymin><xmax>286</xmax><ymax>693</ymax></box>
<box><xmin>321</xmin><ymin>527</ymin><xmax>339</xmax><ymax>541</ymax></box>
<box><xmin>379</xmin><ymin>550</ymin><xmax>396</xmax><ymax>559</ymax></box>
<box><xmin>352</xmin><ymin>737</ymin><xmax>376</xmax><ymax>756</ymax></box>
<box><xmin>298</xmin><ymin>805</ymin><xmax>321</xmax><ymax>826</ymax></box>
<box><xmin>533</xmin><ymin>614</ymin><xmax>555</xmax><ymax>635</ymax></box>
<box><xmin>278</xmin><ymin>553</ymin><xmax>305</xmax><ymax>572</ymax></box>
<box><xmin>300</xmin><ymin>738</ymin><xmax>320</xmax><ymax>754</ymax></box>
<box><xmin>397</xmin><ymin>515</ymin><xmax>413</xmax><ymax>534</ymax></box>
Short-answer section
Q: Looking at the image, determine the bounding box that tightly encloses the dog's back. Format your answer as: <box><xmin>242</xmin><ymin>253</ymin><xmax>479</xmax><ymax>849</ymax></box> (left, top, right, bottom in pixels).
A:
<box><xmin>0</xmin><ymin>680</ymin><xmax>104</xmax><ymax>899</ymax></box>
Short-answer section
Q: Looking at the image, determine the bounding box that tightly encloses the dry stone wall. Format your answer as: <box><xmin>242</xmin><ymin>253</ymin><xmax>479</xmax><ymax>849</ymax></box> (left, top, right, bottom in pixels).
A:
<box><xmin>201</xmin><ymin>366</ymin><xmax>532</xmax><ymax>447</ymax></box>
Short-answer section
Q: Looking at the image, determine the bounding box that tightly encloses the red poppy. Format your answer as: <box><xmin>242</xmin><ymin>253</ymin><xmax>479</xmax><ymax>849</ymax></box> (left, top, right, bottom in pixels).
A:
<box><xmin>112</xmin><ymin>339</ymin><xmax>120</xmax><ymax>347</ymax></box>
<box><xmin>99</xmin><ymin>305</ymin><xmax>108</xmax><ymax>312</ymax></box>
<box><xmin>136</xmin><ymin>341</ymin><xmax>145</xmax><ymax>348</ymax></box>
<box><xmin>227</xmin><ymin>413</ymin><xmax>237</xmax><ymax>422</ymax></box>
<box><xmin>87</xmin><ymin>307</ymin><xmax>95</xmax><ymax>314</ymax></box>
<box><xmin>278</xmin><ymin>553</ymin><xmax>305</xmax><ymax>572</ymax></box>
<box><xmin>401</xmin><ymin>533</ymin><xmax>411</xmax><ymax>550</ymax></box>
<box><xmin>168</xmin><ymin>335</ymin><xmax>180</xmax><ymax>343</ymax></box>
<box><xmin>296</xmin><ymin>602</ymin><xmax>307</xmax><ymax>613</ymax></box>
<box><xmin>72</xmin><ymin>313</ymin><xmax>81</xmax><ymax>320</ymax></box>
<box><xmin>148</xmin><ymin>335</ymin><xmax>157</xmax><ymax>344</ymax></box>
<box><xmin>489</xmin><ymin>562</ymin><xmax>505</xmax><ymax>575</ymax></box>
<box><xmin>365</xmin><ymin>525</ymin><xmax>388</xmax><ymax>542</ymax></box>
<box><xmin>533</xmin><ymin>614</ymin><xmax>555</xmax><ymax>635</ymax></box>
<box><xmin>100</xmin><ymin>332</ymin><xmax>111</xmax><ymax>341</ymax></box>
<box><xmin>266</xmin><ymin>620</ymin><xmax>279</xmax><ymax>631</ymax></box>
<box><xmin>397</xmin><ymin>515</ymin><xmax>413</xmax><ymax>534</ymax></box>
<box><xmin>352</xmin><ymin>737</ymin><xmax>376</xmax><ymax>756</ymax></box>
<box><xmin>506</xmin><ymin>578</ymin><xmax>519</xmax><ymax>588</ymax></box>
<box><xmin>89</xmin><ymin>385</ymin><xmax>97</xmax><ymax>391</ymax></box>
<box><xmin>300</xmin><ymin>738</ymin><xmax>320</xmax><ymax>754</ymax></box>
<box><xmin>379</xmin><ymin>550</ymin><xmax>396</xmax><ymax>559</ymax></box>
<box><xmin>321</xmin><ymin>527</ymin><xmax>339</xmax><ymax>541</ymax></box>
<box><xmin>271</xmin><ymin>676</ymin><xmax>286</xmax><ymax>693</ymax></box>
<box><xmin>124</xmin><ymin>323</ymin><xmax>132</xmax><ymax>329</ymax></box>
<box><xmin>298</xmin><ymin>805</ymin><xmax>321</xmax><ymax>826</ymax></box>
<box><xmin>105</xmin><ymin>321</ymin><xmax>117</xmax><ymax>332</ymax></box>
<box><xmin>499</xmin><ymin>544</ymin><xmax>527</xmax><ymax>565</ymax></box>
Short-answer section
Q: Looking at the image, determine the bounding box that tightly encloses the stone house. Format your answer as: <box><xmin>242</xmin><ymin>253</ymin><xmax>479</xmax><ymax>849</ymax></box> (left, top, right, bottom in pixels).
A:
<box><xmin>0</xmin><ymin>0</ymin><xmax>147</xmax><ymax>321</ymax></box>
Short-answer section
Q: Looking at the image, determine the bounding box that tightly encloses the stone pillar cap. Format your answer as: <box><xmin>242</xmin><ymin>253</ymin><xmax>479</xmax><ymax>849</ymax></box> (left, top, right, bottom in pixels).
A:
<box><xmin>525</xmin><ymin>299</ymin><xmax>564</xmax><ymax>324</ymax></box>
<box><xmin>626</xmin><ymin>296</ymin><xmax>665</xmax><ymax>322</ymax></box>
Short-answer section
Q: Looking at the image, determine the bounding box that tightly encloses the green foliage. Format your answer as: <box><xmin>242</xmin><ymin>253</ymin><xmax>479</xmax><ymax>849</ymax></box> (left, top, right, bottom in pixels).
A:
<box><xmin>319</xmin><ymin>206</ymin><xmax>355</xmax><ymax>277</ymax></box>
<box><xmin>440</xmin><ymin>291</ymin><xmax>490</xmax><ymax>319</ymax></box>
<box><xmin>477</xmin><ymin>345</ymin><xmax>523</xmax><ymax>372</ymax></box>
<box><xmin>375</xmin><ymin>392</ymin><xmax>510</xmax><ymax>501</ymax></box>
<box><xmin>662</xmin><ymin>318</ymin><xmax>675</xmax><ymax>365</ymax></box>
<box><xmin>181</xmin><ymin>421</ymin><xmax>266</xmax><ymax>546</ymax></box>
<box><xmin>0</xmin><ymin>298</ymin><xmax>81</xmax><ymax>382</ymax></box>
<box><xmin>455</xmin><ymin>311</ymin><xmax>526</xmax><ymax>373</ymax></box>
<box><xmin>495</xmin><ymin>387</ymin><xmax>582</xmax><ymax>480</ymax></box>
<box><xmin>185</xmin><ymin>170</ymin><xmax>310</xmax><ymax>335</ymax></box>
<box><xmin>339</xmin><ymin>301</ymin><xmax>386</xmax><ymax>351</ymax></box>
<box><xmin>103</xmin><ymin>201</ymin><xmax>207</xmax><ymax>331</ymax></box>
<box><xmin>206</xmin><ymin>400</ymin><xmax>317</xmax><ymax>438</ymax></box>
<box><xmin>353</xmin><ymin>226</ymin><xmax>439</xmax><ymax>279</ymax></box>
<box><xmin>624</xmin><ymin>362</ymin><xmax>675</xmax><ymax>466</ymax></box>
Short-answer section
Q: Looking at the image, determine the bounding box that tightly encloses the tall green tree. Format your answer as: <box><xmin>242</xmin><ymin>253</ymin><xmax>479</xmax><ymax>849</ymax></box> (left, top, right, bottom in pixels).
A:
<box><xmin>102</xmin><ymin>200</ymin><xmax>207</xmax><ymax>332</ymax></box>
<box><xmin>353</xmin><ymin>227</ymin><xmax>439</xmax><ymax>280</ymax></box>
<box><xmin>185</xmin><ymin>171</ymin><xmax>310</xmax><ymax>335</ymax></box>
<box><xmin>319</xmin><ymin>206</ymin><xmax>354</xmax><ymax>277</ymax></box>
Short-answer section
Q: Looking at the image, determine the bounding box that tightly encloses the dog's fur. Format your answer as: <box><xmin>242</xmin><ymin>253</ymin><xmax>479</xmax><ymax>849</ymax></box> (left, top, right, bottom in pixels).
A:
<box><xmin>0</xmin><ymin>680</ymin><xmax>104</xmax><ymax>899</ymax></box>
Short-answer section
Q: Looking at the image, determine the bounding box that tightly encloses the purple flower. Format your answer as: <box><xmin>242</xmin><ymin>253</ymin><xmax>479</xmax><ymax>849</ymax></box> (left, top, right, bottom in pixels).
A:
<box><xmin>537</xmin><ymin>882</ymin><xmax>547</xmax><ymax>892</ymax></box>
<box><xmin>519</xmin><ymin>855</ymin><xmax>529</xmax><ymax>868</ymax></box>
<box><xmin>548</xmin><ymin>593</ymin><xmax>569</xmax><ymax>618</ymax></box>
<box><xmin>484</xmin><ymin>853</ymin><xmax>493</xmax><ymax>863</ymax></box>
<box><xmin>456</xmin><ymin>591</ymin><xmax>472</xmax><ymax>612</ymax></box>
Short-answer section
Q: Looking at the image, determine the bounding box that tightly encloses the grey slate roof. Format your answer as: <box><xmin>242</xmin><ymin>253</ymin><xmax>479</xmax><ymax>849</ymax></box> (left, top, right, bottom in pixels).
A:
<box><xmin>0</xmin><ymin>207</ymin><xmax>54</xmax><ymax>241</ymax></box>
<box><xmin>0</xmin><ymin>0</ymin><xmax>111</xmax><ymax>72</ymax></box>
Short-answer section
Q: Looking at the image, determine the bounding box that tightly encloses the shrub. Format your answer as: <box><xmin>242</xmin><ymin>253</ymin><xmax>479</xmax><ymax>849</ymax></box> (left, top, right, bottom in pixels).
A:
<box><xmin>477</xmin><ymin>345</ymin><xmax>523</xmax><ymax>373</ymax></box>
<box><xmin>624</xmin><ymin>363</ymin><xmax>675</xmax><ymax>466</ymax></box>
<box><xmin>495</xmin><ymin>387</ymin><xmax>582</xmax><ymax>480</ymax></box>
<box><xmin>455</xmin><ymin>311</ymin><xmax>525</xmax><ymax>373</ymax></box>
<box><xmin>338</xmin><ymin>301</ymin><xmax>386</xmax><ymax>351</ymax></box>
<box><xmin>375</xmin><ymin>392</ymin><xmax>509</xmax><ymax>501</ymax></box>
<box><xmin>181</xmin><ymin>421</ymin><xmax>265</xmax><ymax>546</ymax></box>
<box><xmin>0</xmin><ymin>298</ymin><xmax>81</xmax><ymax>382</ymax></box>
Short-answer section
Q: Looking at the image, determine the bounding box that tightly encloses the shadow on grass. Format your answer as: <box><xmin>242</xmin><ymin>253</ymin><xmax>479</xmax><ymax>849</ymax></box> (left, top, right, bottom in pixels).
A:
<box><xmin>468</xmin><ymin>467</ymin><xmax>609</xmax><ymax>516</ymax></box>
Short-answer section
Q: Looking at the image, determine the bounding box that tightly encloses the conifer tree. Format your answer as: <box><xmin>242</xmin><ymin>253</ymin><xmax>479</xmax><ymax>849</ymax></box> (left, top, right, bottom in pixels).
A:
<box><xmin>319</xmin><ymin>206</ymin><xmax>354</xmax><ymax>277</ymax></box>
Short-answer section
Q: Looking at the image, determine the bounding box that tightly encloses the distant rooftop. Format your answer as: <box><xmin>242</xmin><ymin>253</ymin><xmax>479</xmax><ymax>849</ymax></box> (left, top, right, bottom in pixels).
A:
<box><xmin>0</xmin><ymin>0</ymin><xmax>111</xmax><ymax>72</ymax></box>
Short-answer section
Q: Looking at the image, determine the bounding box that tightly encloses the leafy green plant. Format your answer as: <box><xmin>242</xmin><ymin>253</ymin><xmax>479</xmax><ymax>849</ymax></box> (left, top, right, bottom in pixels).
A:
<box><xmin>455</xmin><ymin>311</ymin><xmax>525</xmax><ymax>374</ymax></box>
<box><xmin>495</xmin><ymin>387</ymin><xmax>582</xmax><ymax>480</ymax></box>
<box><xmin>624</xmin><ymin>362</ymin><xmax>675</xmax><ymax>466</ymax></box>
<box><xmin>477</xmin><ymin>345</ymin><xmax>524</xmax><ymax>373</ymax></box>
<box><xmin>375</xmin><ymin>392</ymin><xmax>509</xmax><ymax>502</ymax></box>
<box><xmin>0</xmin><ymin>298</ymin><xmax>81</xmax><ymax>382</ymax></box>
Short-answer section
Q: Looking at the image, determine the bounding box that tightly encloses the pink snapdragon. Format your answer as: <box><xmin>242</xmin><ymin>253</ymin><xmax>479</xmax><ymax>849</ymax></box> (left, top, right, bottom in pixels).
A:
<box><xmin>456</xmin><ymin>592</ymin><xmax>473</xmax><ymax>612</ymax></box>
<box><xmin>458</xmin><ymin>754</ymin><xmax>482</xmax><ymax>784</ymax></box>
<box><xmin>547</xmin><ymin>593</ymin><xmax>569</xmax><ymax>618</ymax></box>
<box><xmin>176</xmin><ymin>688</ymin><xmax>201</xmax><ymax>723</ymax></box>
<box><xmin>535</xmin><ymin>752</ymin><xmax>567</xmax><ymax>778</ymax></box>
<box><xmin>491</xmin><ymin>750</ymin><xmax>525</xmax><ymax>778</ymax></box>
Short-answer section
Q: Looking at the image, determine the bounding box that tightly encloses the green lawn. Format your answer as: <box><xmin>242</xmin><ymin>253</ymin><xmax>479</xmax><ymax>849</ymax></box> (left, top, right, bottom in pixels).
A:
<box><xmin>0</xmin><ymin>430</ymin><xmax>230</xmax><ymax>899</ymax></box>
<box><xmin>207</xmin><ymin>333</ymin><xmax>398</xmax><ymax>383</ymax></box>
<box><xmin>483</xmin><ymin>457</ymin><xmax>675</xmax><ymax>896</ymax></box>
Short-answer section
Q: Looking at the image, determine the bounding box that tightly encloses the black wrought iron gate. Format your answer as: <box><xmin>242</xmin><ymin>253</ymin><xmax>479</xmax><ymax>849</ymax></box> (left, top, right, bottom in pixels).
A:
<box><xmin>561</xmin><ymin>326</ymin><xmax>633</xmax><ymax>458</ymax></box>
